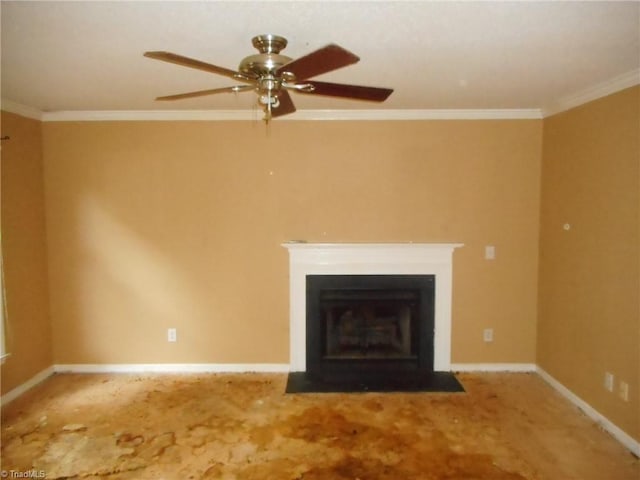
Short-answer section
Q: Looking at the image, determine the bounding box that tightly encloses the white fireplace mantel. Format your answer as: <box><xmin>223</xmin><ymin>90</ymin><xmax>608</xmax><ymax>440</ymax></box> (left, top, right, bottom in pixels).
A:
<box><xmin>282</xmin><ymin>242</ymin><xmax>463</xmax><ymax>372</ymax></box>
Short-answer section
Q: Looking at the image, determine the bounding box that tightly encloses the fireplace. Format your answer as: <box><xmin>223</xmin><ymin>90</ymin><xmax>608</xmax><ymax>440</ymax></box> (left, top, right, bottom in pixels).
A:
<box><xmin>306</xmin><ymin>274</ymin><xmax>435</xmax><ymax>379</ymax></box>
<box><xmin>282</xmin><ymin>243</ymin><xmax>464</xmax><ymax>392</ymax></box>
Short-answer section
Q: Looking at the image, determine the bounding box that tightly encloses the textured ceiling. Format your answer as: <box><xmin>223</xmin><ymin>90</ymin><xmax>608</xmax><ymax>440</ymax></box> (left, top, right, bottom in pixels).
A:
<box><xmin>1</xmin><ymin>1</ymin><xmax>639</xmax><ymax>116</ymax></box>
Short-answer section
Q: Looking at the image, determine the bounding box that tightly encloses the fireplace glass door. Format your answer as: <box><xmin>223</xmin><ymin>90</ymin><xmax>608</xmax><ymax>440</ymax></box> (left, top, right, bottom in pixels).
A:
<box><xmin>306</xmin><ymin>275</ymin><xmax>434</xmax><ymax>378</ymax></box>
<box><xmin>322</xmin><ymin>289</ymin><xmax>418</xmax><ymax>361</ymax></box>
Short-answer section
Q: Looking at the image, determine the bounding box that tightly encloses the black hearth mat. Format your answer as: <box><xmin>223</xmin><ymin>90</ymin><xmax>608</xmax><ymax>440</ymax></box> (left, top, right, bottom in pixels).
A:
<box><xmin>285</xmin><ymin>371</ymin><xmax>465</xmax><ymax>394</ymax></box>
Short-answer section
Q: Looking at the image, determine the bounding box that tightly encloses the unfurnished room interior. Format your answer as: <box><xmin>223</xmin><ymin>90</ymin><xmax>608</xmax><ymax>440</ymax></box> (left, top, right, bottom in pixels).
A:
<box><xmin>0</xmin><ymin>1</ymin><xmax>638</xmax><ymax>479</ymax></box>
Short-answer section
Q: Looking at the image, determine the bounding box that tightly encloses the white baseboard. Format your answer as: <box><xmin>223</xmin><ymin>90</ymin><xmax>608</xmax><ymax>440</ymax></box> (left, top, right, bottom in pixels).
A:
<box><xmin>1</xmin><ymin>363</ymin><xmax>288</xmax><ymax>406</ymax></box>
<box><xmin>451</xmin><ymin>363</ymin><xmax>537</xmax><ymax>372</ymax></box>
<box><xmin>3</xmin><ymin>362</ymin><xmax>637</xmax><ymax>456</ymax></box>
<box><xmin>53</xmin><ymin>363</ymin><xmax>291</xmax><ymax>374</ymax></box>
<box><xmin>537</xmin><ymin>366</ymin><xmax>640</xmax><ymax>457</ymax></box>
<box><xmin>1</xmin><ymin>365</ymin><xmax>55</xmax><ymax>406</ymax></box>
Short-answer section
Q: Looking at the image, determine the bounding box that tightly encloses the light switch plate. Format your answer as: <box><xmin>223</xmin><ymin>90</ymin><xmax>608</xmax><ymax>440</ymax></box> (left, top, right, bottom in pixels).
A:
<box><xmin>485</xmin><ymin>245</ymin><xmax>496</xmax><ymax>260</ymax></box>
<box><xmin>168</xmin><ymin>328</ymin><xmax>177</xmax><ymax>343</ymax></box>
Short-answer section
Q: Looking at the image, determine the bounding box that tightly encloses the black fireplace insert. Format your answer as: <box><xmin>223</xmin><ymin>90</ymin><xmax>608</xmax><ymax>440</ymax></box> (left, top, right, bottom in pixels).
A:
<box><xmin>305</xmin><ymin>274</ymin><xmax>435</xmax><ymax>379</ymax></box>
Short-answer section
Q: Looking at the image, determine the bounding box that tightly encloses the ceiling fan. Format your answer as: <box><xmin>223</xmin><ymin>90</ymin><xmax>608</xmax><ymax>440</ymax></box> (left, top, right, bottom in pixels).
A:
<box><xmin>144</xmin><ymin>34</ymin><xmax>393</xmax><ymax>121</ymax></box>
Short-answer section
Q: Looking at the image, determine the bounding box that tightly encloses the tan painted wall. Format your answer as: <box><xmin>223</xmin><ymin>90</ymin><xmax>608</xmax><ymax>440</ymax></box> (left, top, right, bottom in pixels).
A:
<box><xmin>41</xmin><ymin>120</ymin><xmax>542</xmax><ymax>365</ymax></box>
<box><xmin>1</xmin><ymin>111</ymin><xmax>53</xmax><ymax>395</ymax></box>
<box><xmin>538</xmin><ymin>86</ymin><xmax>640</xmax><ymax>442</ymax></box>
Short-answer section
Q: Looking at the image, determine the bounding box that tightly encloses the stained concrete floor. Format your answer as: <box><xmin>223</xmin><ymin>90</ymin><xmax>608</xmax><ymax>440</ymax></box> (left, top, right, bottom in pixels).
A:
<box><xmin>1</xmin><ymin>372</ymin><xmax>637</xmax><ymax>479</ymax></box>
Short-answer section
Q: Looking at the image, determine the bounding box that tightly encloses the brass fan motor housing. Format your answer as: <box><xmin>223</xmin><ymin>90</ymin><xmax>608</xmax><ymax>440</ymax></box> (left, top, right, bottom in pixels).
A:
<box><xmin>238</xmin><ymin>52</ymin><xmax>293</xmax><ymax>77</ymax></box>
<box><xmin>239</xmin><ymin>35</ymin><xmax>293</xmax><ymax>77</ymax></box>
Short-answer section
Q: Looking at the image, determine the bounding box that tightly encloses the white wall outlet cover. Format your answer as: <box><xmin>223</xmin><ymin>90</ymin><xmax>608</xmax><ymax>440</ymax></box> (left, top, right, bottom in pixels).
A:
<box><xmin>619</xmin><ymin>382</ymin><xmax>629</xmax><ymax>402</ymax></box>
<box><xmin>483</xmin><ymin>328</ymin><xmax>494</xmax><ymax>342</ymax></box>
<box><xmin>485</xmin><ymin>245</ymin><xmax>496</xmax><ymax>260</ymax></box>
<box><xmin>604</xmin><ymin>372</ymin><xmax>614</xmax><ymax>392</ymax></box>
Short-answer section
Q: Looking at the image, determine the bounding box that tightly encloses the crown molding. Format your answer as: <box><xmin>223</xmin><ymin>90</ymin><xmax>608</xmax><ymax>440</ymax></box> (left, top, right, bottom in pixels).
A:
<box><xmin>4</xmin><ymin>67</ymin><xmax>638</xmax><ymax>123</ymax></box>
<box><xmin>542</xmin><ymin>68</ymin><xmax>640</xmax><ymax>117</ymax></box>
<box><xmin>37</xmin><ymin>108</ymin><xmax>542</xmax><ymax>122</ymax></box>
<box><xmin>289</xmin><ymin>109</ymin><xmax>542</xmax><ymax>121</ymax></box>
<box><xmin>1</xmin><ymin>99</ymin><xmax>43</xmax><ymax>120</ymax></box>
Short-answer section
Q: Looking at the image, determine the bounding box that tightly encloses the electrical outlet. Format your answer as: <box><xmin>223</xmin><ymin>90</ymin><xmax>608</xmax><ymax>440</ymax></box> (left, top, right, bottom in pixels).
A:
<box><xmin>619</xmin><ymin>381</ymin><xmax>629</xmax><ymax>402</ymax></box>
<box><xmin>167</xmin><ymin>328</ymin><xmax>177</xmax><ymax>343</ymax></box>
<box><xmin>604</xmin><ymin>372</ymin><xmax>614</xmax><ymax>392</ymax></box>
<box><xmin>483</xmin><ymin>328</ymin><xmax>494</xmax><ymax>342</ymax></box>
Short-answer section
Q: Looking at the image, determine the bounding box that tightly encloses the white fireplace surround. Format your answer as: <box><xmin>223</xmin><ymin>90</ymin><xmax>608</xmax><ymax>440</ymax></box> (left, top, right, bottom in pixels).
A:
<box><xmin>282</xmin><ymin>242</ymin><xmax>463</xmax><ymax>372</ymax></box>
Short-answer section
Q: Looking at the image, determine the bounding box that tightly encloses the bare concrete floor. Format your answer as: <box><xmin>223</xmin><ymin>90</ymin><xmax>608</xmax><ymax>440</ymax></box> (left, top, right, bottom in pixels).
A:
<box><xmin>1</xmin><ymin>372</ymin><xmax>637</xmax><ymax>479</ymax></box>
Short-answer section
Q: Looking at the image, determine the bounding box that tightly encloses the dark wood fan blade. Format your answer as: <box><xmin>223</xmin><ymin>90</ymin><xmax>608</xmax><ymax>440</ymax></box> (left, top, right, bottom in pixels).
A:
<box><xmin>272</xmin><ymin>90</ymin><xmax>296</xmax><ymax>117</ymax></box>
<box><xmin>144</xmin><ymin>51</ymin><xmax>254</xmax><ymax>81</ymax></box>
<box><xmin>276</xmin><ymin>44</ymin><xmax>359</xmax><ymax>81</ymax></box>
<box><xmin>302</xmin><ymin>81</ymin><xmax>393</xmax><ymax>102</ymax></box>
<box><xmin>156</xmin><ymin>85</ymin><xmax>254</xmax><ymax>101</ymax></box>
